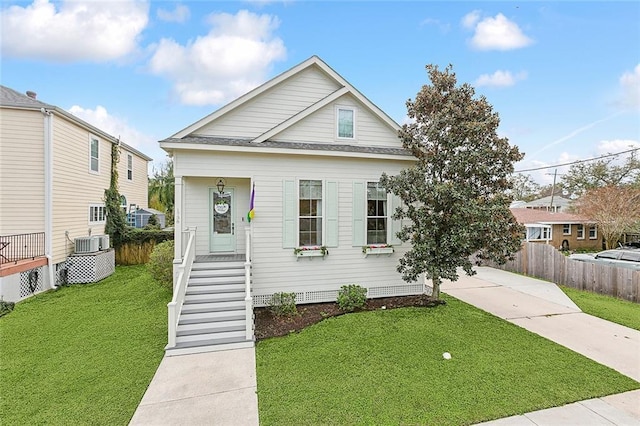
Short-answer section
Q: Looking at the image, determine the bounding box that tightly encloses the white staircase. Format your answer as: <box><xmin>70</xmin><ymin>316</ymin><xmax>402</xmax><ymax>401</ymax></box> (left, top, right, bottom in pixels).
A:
<box><xmin>166</xmin><ymin>259</ymin><xmax>254</xmax><ymax>356</ymax></box>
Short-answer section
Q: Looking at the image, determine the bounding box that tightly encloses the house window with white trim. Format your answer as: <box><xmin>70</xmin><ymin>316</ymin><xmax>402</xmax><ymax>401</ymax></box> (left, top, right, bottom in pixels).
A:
<box><xmin>89</xmin><ymin>204</ymin><xmax>106</xmax><ymax>224</ymax></box>
<box><xmin>89</xmin><ymin>136</ymin><xmax>99</xmax><ymax>173</ymax></box>
<box><xmin>337</xmin><ymin>107</ymin><xmax>355</xmax><ymax>139</ymax></box>
<box><xmin>299</xmin><ymin>180</ymin><xmax>322</xmax><ymax>246</ymax></box>
<box><xmin>367</xmin><ymin>182</ymin><xmax>387</xmax><ymax>244</ymax></box>
<box><xmin>127</xmin><ymin>154</ymin><xmax>133</xmax><ymax>181</ymax></box>
<box><xmin>577</xmin><ymin>224</ymin><xmax>585</xmax><ymax>239</ymax></box>
<box><xmin>589</xmin><ymin>226</ymin><xmax>597</xmax><ymax>239</ymax></box>
<box><xmin>563</xmin><ymin>224</ymin><xmax>571</xmax><ymax>235</ymax></box>
<box><xmin>527</xmin><ymin>226</ymin><xmax>551</xmax><ymax>241</ymax></box>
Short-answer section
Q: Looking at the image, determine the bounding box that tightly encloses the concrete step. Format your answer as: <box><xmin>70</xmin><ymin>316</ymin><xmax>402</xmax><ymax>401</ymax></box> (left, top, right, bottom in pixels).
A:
<box><xmin>177</xmin><ymin>320</ymin><xmax>246</xmax><ymax>336</ymax></box>
<box><xmin>165</xmin><ymin>339</ymin><xmax>254</xmax><ymax>356</ymax></box>
<box><xmin>184</xmin><ymin>292</ymin><xmax>244</xmax><ymax>304</ymax></box>
<box><xmin>179</xmin><ymin>310</ymin><xmax>245</xmax><ymax>325</ymax></box>
<box><xmin>176</xmin><ymin>330</ymin><xmax>247</xmax><ymax>345</ymax></box>
<box><xmin>180</xmin><ymin>300</ymin><xmax>245</xmax><ymax>314</ymax></box>
<box><xmin>186</xmin><ymin>283</ymin><xmax>245</xmax><ymax>295</ymax></box>
<box><xmin>188</xmin><ymin>275</ymin><xmax>245</xmax><ymax>286</ymax></box>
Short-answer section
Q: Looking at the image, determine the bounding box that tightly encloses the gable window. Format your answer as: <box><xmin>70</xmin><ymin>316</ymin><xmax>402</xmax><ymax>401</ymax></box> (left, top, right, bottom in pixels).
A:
<box><xmin>563</xmin><ymin>224</ymin><xmax>571</xmax><ymax>235</ymax></box>
<box><xmin>367</xmin><ymin>182</ymin><xmax>387</xmax><ymax>244</ymax></box>
<box><xmin>89</xmin><ymin>136</ymin><xmax>99</xmax><ymax>173</ymax></box>
<box><xmin>89</xmin><ymin>204</ymin><xmax>106</xmax><ymax>224</ymax></box>
<box><xmin>299</xmin><ymin>180</ymin><xmax>323</xmax><ymax>246</ymax></box>
<box><xmin>576</xmin><ymin>224</ymin><xmax>584</xmax><ymax>239</ymax></box>
<box><xmin>127</xmin><ymin>154</ymin><xmax>133</xmax><ymax>181</ymax></box>
<box><xmin>589</xmin><ymin>226</ymin><xmax>597</xmax><ymax>239</ymax></box>
<box><xmin>337</xmin><ymin>107</ymin><xmax>354</xmax><ymax>139</ymax></box>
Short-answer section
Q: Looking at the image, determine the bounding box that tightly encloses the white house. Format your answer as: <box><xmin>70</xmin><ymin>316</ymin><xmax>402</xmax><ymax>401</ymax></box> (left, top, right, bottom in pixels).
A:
<box><xmin>0</xmin><ymin>86</ymin><xmax>151</xmax><ymax>301</ymax></box>
<box><xmin>160</xmin><ymin>56</ymin><xmax>424</xmax><ymax>355</ymax></box>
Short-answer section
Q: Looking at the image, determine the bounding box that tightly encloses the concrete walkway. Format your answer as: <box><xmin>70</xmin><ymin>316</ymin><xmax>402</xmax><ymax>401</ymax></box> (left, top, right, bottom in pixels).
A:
<box><xmin>442</xmin><ymin>267</ymin><xmax>640</xmax><ymax>426</ymax></box>
<box><xmin>129</xmin><ymin>267</ymin><xmax>639</xmax><ymax>425</ymax></box>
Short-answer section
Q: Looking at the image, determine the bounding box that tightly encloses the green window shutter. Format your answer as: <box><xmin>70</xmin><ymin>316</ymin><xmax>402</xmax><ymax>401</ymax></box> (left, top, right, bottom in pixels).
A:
<box><xmin>325</xmin><ymin>181</ymin><xmax>339</xmax><ymax>247</ymax></box>
<box><xmin>283</xmin><ymin>180</ymin><xmax>296</xmax><ymax>248</ymax></box>
<box><xmin>352</xmin><ymin>182</ymin><xmax>365</xmax><ymax>246</ymax></box>
<box><xmin>389</xmin><ymin>194</ymin><xmax>402</xmax><ymax>245</ymax></box>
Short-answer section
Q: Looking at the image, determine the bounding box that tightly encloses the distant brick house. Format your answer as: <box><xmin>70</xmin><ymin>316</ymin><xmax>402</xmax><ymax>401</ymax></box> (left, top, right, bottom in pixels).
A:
<box><xmin>510</xmin><ymin>208</ymin><xmax>600</xmax><ymax>251</ymax></box>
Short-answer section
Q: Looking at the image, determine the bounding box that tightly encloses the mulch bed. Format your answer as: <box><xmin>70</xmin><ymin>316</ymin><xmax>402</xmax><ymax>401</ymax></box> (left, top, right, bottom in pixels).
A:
<box><xmin>254</xmin><ymin>294</ymin><xmax>445</xmax><ymax>341</ymax></box>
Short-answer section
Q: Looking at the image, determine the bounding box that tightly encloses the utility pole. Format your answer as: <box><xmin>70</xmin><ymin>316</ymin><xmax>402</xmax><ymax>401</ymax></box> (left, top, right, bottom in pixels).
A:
<box><xmin>548</xmin><ymin>169</ymin><xmax>557</xmax><ymax>212</ymax></box>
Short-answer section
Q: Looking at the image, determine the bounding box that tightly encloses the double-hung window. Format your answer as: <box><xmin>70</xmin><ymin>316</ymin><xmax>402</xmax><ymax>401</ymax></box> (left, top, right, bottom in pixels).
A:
<box><xmin>127</xmin><ymin>154</ymin><xmax>133</xmax><ymax>181</ymax></box>
<box><xmin>367</xmin><ymin>182</ymin><xmax>387</xmax><ymax>244</ymax></box>
<box><xmin>89</xmin><ymin>204</ymin><xmax>106</xmax><ymax>224</ymax></box>
<box><xmin>589</xmin><ymin>226</ymin><xmax>597</xmax><ymax>239</ymax></box>
<box><xmin>576</xmin><ymin>224</ymin><xmax>585</xmax><ymax>239</ymax></box>
<box><xmin>89</xmin><ymin>137</ymin><xmax>99</xmax><ymax>173</ymax></box>
<box><xmin>337</xmin><ymin>107</ymin><xmax>355</xmax><ymax>139</ymax></box>
<box><xmin>563</xmin><ymin>224</ymin><xmax>571</xmax><ymax>235</ymax></box>
<box><xmin>299</xmin><ymin>180</ymin><xmax>323</xmax><ymax>246</ymax></box>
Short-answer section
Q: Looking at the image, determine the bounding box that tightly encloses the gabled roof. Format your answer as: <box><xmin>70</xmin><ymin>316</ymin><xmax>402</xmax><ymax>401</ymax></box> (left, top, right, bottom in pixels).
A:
<box><xmin>0</xmin><ymin>85</ymin><xmax>152</xmax><ymax>161</ymax></box>
<box><xmin>522</xmin><ymin>195</ymin><xmax>573</xmax><ymax>208</ymax></box>
<box><xmin>510</xmin><ymin>208</ymin><xmax>593</xmax><ymax>225</ymax></box>
<box><xmin>171</xmin><ymin>55</ymin><xmax>401</xmax><ymax>140</ymax></box>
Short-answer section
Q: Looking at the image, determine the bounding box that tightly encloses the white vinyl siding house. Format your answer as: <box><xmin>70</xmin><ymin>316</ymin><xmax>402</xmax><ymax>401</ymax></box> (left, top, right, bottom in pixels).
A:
<box><xmin>162</xmin><ymin>56</ymin><xmax>421</xmax><ymax>310</ymax></box>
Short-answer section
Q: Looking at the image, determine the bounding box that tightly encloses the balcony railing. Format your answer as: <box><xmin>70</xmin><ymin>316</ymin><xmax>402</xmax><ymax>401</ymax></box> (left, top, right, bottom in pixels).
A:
<box><xmin>0</xmin><ymin>232</ymin><xmax>46</xmax><ymax>265</ymax></box>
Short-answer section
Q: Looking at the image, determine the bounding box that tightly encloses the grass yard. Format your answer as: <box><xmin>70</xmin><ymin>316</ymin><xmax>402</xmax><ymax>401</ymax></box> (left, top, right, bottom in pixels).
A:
<box><xmin>256</xmin><ymin>295</ymin><xmax>639</xmax><ymax>426</ymax></box>
<box><xmin>560</xmin><ymin>286</ymin><xmax>640</xmax><ymax>331</ymax></box>
<box><xmin>0</xmin><ymin>265</ymin><xmax>171</xmax><ymax>425</ymax></box>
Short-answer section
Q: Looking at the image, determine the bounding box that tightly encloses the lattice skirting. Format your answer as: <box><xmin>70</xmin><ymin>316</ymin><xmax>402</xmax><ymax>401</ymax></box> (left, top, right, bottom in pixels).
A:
<box><xmin>67</xmin><ymin>250</ymin><xmax>115</xmax><ymax>284</ymax></box>
<box><xmin>19</xmin><ymin>267</ymin><xmax>45</xmax><ymax>299</ymax></box>
<box><xmin>253</xmin><ymin>283</ymin><xmax>430</xmax><ymax>307</ymax></box>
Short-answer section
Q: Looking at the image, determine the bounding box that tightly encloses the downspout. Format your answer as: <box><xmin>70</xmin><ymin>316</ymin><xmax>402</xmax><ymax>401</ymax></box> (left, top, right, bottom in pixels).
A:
<box><xmin>41</xmin><ymin>108</ymin><xmax>56</xmax><ymax>289</ymax></box>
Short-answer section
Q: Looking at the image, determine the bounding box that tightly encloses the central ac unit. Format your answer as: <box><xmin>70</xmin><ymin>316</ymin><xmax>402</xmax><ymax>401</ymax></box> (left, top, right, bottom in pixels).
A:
<box><xmin>96</xmin><ymin>235</ymin><xmax>110</xmax><ymax>250</ymax></box>
<box><xmin>75</xmin><ymin>237</ymin><xmax>99</xmax><ymax>253</ymax></box>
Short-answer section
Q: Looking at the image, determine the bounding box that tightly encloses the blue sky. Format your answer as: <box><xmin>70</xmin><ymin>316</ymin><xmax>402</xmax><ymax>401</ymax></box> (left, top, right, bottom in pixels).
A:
<box><xmin>2</xmin><ymin>1</ymin><xmax>639</xmax><ymax>184</ymax></box>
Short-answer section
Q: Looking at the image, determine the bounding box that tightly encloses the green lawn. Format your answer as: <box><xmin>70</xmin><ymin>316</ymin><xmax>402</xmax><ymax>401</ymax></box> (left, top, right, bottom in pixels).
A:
<box><xmin>0</xmin><ymin>265</ymin><xmax>171</xmax><ymax>425</ymax></box>
<box><xmin>560</xmin><ymin>286</ymin><xmax>640</xmax><ymax>331</ymax></box>
<box><xmin>256</xmin><ymin>295</ymin><xmax>639</xmax><ymax>426</ymax></box>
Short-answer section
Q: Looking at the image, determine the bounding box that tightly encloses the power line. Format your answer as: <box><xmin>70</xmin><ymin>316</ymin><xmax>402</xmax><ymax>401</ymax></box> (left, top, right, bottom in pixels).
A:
<box><xmin>514</xmin><ymin>147</ymin><xmax>639</xmax><ymax>173</ymax></box>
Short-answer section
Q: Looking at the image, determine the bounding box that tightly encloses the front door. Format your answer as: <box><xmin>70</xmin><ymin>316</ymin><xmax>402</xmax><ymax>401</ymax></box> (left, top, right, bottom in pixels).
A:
<box><xmin>210</xmin><ymin>188</ymin><xmax>235</xmax><ymax>252</ymax></box>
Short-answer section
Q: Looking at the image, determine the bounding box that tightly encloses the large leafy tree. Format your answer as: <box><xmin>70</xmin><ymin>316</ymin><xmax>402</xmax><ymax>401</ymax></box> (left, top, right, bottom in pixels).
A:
<box><xmin>572</xmin><ymin>186</ymin><xmax>640</xmax><ymax>249</ymax></box>
<box><xmin>509</xmin><ymin>173</ymin><xmax>542</xmax><ymax>201</ymax></box>
<box><xmin>561</xmin><ymin>150</ymin><xmax>640</xmax><ymax>195</ymax></box>
<box><xmin>381</xmin><ymin>64</ymin><xmax>524</xmax><ymax>299</ymax></box>
<box><xmin>148</xmin><ymin>159</ymin><xmax>174</xmax><ymax>225</ymax></box>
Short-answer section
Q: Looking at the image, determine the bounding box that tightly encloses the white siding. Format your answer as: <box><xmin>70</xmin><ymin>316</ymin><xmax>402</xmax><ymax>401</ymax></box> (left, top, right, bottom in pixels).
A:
<box><xmin>195</xmin><ymin>67</ymin><xmax>341</xmax><ymax>138</ymax></box>
<box><xmin>176</xmin><ymin>150</ymin><xmax>415</xmax><ymax>300</ymax></box>
<box><xmin>0</xmin><ymin>108</ymin><xmax>45</xmax><ymax>235</ymax></box>
<box><xmin>274</xmin><ymin>94</ymin><xmax>401</xmax><ymax>147</ymax></box>
<box><xmin>118</xmin><ymin>147</ymin><xmax>149</xmax><ymax>211</ymax></box>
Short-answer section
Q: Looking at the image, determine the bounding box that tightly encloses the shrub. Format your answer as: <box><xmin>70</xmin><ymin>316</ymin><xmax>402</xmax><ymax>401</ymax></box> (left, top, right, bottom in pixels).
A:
<box><xmin>144</xmin><ymin>214</ymin><xmax>160</xmax><ymax>230</ymax></box>
<box><xmin>148</xmin><ymin>240</ymin><xmax>175</xmax><ymax>290</ymax></box>
<box><xmin>0</xmin><ymin>299</ymin><xmax>15</xmax><ymax>317</ymax></box>
<box><xmin>337</xmin><ymin>284</ymin><xmax>367</xmax><ymax>312</ymax></box>
<box><xmin>268</xmin><ymin>292</ymin><xmax>298</xmax><ymax>317</ymax></box>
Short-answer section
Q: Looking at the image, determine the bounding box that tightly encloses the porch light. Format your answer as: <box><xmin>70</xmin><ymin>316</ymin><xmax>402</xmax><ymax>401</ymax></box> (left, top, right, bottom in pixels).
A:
<box><xmin>216</xmin><ymin>178</ymin><xmax>225</xmax><ymax>194</ymax></box>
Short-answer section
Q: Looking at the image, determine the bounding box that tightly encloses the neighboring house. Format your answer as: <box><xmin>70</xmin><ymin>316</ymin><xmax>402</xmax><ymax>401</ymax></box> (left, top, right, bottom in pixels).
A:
<box><xmin>510</xmin><ymin>208</ymin><xmax>600</xmax><ymax>251</ymax></box>
<box><xmin>518</xmin><ymin>194</ymin><xmax>574</xmax><ymax>212</ymax></box>
<box><xmin>0</xmin><ymin>86</ymin><xmax>152</xmax><ymax>301</ymax></box>
<box><xmin>160</xmin><ymin>56</ymin><xmax>421</xmax><ymax>354</ymax></box>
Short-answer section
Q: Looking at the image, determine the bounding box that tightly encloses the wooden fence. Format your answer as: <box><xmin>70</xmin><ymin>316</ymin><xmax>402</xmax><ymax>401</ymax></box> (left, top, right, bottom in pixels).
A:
<box><xmin>486</xmin><ymin>242</ymin><xmax>639</xmax><ymax>303</ymax></box>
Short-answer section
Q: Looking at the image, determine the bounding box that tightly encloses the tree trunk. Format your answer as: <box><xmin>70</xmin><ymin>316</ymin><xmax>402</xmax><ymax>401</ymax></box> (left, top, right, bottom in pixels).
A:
<box><xmin>431</xmin><ymin>276</ymin><xmax>441</xmax><ymax>300</ymax></box>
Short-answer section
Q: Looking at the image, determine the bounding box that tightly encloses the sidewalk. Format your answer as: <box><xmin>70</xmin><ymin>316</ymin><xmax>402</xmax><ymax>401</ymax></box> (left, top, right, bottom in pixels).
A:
<box><xmin>442</xmin><ymin>267</ymin><xmax>640</xmax><ymax>425</ymax></box>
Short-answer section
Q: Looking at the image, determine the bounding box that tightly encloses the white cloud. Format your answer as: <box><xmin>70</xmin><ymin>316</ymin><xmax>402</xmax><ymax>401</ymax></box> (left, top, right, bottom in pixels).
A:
<box><xmin>148</xmin><ymin>9</ymin><xmax>286</xmax><ymax>106</ymax></box>
<box><xmin>526</xmin><ymin>152</ymin><xmax>579</xmax><ymax>185</ymax></box>
<box><xmin>596</xmin><ymin>139</ymin><xmax>640</xmax><ymax>155</ymax></box>
<box><xmin>618</xmin><ymin>64</ymin><xmax>640</xmax><ymax>110</ymax></box>
<box><xmin>0</xmin><ymin>0</ymin><xmax>149</xmax><ymax>62</ymax></box>
<box><xmin>420</xmin><ymin>18</ymin><xmax>450</xmax><ymax>33</ymax></box>
<box><xmin>461</xmin><ymin>10</ymin><xmax>481</xmax><ymax>29</ymax></box>
<box><xmin>475</xmin><ymin>70</ymin><xmax>527</xmax><ymax>87</ymax></box>
<box><xmin>68</xmin><ymin>105</ymin><xmax>158</xmax><ymax>162</ymax></box>
<box><xmin>157</xmin><ymin>4</ymin><xmax>190</xmax><ymax>23</ymax></box>
<box><xmin>465</xmin><ymin>13</ymin><xmax>533</xmax><ymax>51</ymax></box>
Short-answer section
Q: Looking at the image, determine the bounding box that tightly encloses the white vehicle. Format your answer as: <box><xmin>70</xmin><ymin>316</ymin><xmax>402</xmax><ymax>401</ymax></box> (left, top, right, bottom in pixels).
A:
<box><xmin>569</xmin><ymin>249</ymin><xmax>640</xmax><ymax>270</ymax></box>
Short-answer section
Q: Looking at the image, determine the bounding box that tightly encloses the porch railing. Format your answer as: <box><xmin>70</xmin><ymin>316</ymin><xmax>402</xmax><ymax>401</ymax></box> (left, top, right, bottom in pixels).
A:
<box><xmin>167</xmin><ymin>227</ymin><xmax>197</xmax><ymax>349</ymax></box>
<box><xmin>244</xmin><ymin>227</ymin><xmax>253</xmax><ymax>341</ymax></box>
<box><xmin>0</xmin><ymin>232</ymin><xmax>46</xmax><ymax>265</ymax></box>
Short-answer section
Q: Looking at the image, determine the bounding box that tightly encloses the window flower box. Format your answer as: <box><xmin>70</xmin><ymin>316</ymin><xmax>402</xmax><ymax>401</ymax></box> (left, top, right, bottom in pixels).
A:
<box><xmin>294</xmin><ymin>246</ymin><xmax>328</xmax><ymax>259</ymax></box>
<box><xmin>362</xmin><ymin>244</ymin><xmax>394</xmax><ymax>256</ymax></box>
